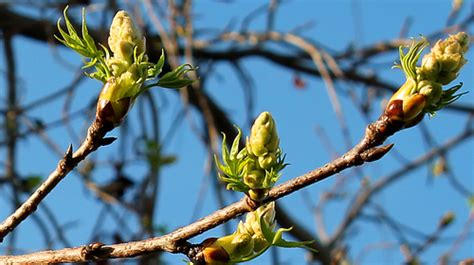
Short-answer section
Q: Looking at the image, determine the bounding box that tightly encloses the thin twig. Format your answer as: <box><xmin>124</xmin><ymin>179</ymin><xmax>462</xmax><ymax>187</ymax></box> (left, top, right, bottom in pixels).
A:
<box><xmin>0</xmin><ymin>119</ymin><xmax>113</xmax><ymax>242</ymax></box>
<box><xmin>329</xmin><ymin>128</ymin><xmax>474</xmax><ymax>248</ymax></box>
<box><xmin>3</xmin><ymin>30</ymin><xmax>20</xmax><ymax>254</ymax></box>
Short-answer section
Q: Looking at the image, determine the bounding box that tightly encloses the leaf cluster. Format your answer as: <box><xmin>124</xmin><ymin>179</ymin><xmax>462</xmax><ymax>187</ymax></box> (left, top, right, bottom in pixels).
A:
<box><xmin>56</xmin><ymin>6</ymin><xmax>197</xmax><ymax>91</ymax></box>
<box><xmin>56</xmin><ymin>6</ymin><xmax>111</xmax><ymax>82</ymax></box>
<box><xmin>426</xmin><ymin>82</ymin><xmax>467</xmax><ymax>115</ymax></box>
<box><xmin>214</xmin><ymin>127</ymin><xmax>250</xmax><ymax>193</ymax></box>
<box><xmin>214</xmin><ymin>127</ymin><xmax>287</xmax><ymax>194</ymax></box>
<box><xmin>394</xmin><ymin>37</ymin><xmax>428</xmax><ymax>83</ymax></box>
<box><xmin>231</xmin><ymin>205</ymin><xmax>316</xmax><ymax>263</ymax></box>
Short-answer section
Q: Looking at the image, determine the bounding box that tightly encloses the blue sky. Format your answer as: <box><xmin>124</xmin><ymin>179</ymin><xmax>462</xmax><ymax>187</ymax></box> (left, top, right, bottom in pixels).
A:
<box><xmin>0</xmin><ymin>0</ymin><xmax>473</xmax><ymax>264</ymax></box>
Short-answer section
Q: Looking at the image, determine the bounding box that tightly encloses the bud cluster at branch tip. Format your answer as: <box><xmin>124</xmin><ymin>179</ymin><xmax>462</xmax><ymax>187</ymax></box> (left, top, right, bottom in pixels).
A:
<box><xmin>56</xmin><ymin>6</ymin><xmax>197</xmax><ymax>128</ymax></box>
<box><xmin>214</xmin><ymin>112</ymin><xmax>287</xmax><ymax>201</ymax></box>
<box><xmin>205</xmin><ymin>113</ymin><xmax>311</xmax><ymax>263</ymax></box>
<box><xmin>385</xmin><ymin>32</ymin><xmax>469</xmax><ymax>127</ymax></box>
<box><xmin>195</xmin><ymin>202</ymin><xmax>315</xmax><ymax>264</ymax></box>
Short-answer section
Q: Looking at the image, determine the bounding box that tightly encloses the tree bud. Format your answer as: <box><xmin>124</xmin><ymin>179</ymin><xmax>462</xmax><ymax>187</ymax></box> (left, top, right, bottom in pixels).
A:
<box><xmin>385</xmin><ymin>79</ymin><xmax>427</xmax><ymax>122</ymax></box>
<box><xmin>420</xmin><ymin>32</ymin><xmax>469</xmax><ymax>85</ymax></box>
<box><xmin>96</xmin><ymin>79</ymin><xmax>134</xmax><ymax>126</ymax></box>
<box><xmin>420</xmin><ymin>54</ymin><xmax>440</xmax><ymax>80</ymax></box>
<box><xmin>108</xmin><ymin>11</ymin><xmax>146</xmax><ymax>62</ymax></box>
<box><xmin>418</xmin><ymin>80</ymin><xmax>442</xmax><ymax>106</ymax></box>
<box><xmin>245</xmin><ymin>202</ymin><xmax>276</xmax><ymax>237</ymax></box>
<box><xmin>201</xmin><ymin>237</ymin><xmax>230</xmax><ymax>265</ymax></box>
<box><xmin>243</xmin><ymin>169</ymin><xmax>264</xmax><ymax>189</ymax></box>
<box><xmin>439</xmin><ymin>211</ymin><xmax>455</xmax><ymax>228</ymax></box>
<box><xmin>258</xmin><ymin>153</ymin><xmax>277</xmax><ymax>170</ymax></box>
<box><xmin>247</xmin><ymin>188</ymin><xmax>268</xmax><ymax>201</ymax></box>
<box><xmin>402</xmin><ymin>94</ymin><xmax>426</xmax><ymax>121</ymax></box>
<box><xmin>247</xmin><ymin>112</ymin><xmax>280</xmax><ymax>169</ymax></box>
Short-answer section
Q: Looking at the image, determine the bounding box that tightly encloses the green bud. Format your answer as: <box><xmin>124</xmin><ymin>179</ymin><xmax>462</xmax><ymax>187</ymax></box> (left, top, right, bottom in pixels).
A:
<box><xmin>198</xmin><ymin>201</ymin><xmax>315</xmax><ymax>264</ymax></box>
<box><xmin>246</xmin><ymin>112</ymin><xmax>280</xmax><ymax>169</ymax></box>
<box><xmin>420</xmin><ymin>53</ymin><xmax>440</xmax><ymax>80</ymax></box>
<box><xmin>419</xmin><ymin>32</ymin><xmax>469</xmax><ymax>85</ymax></box>
<box><xmin>258</xmin><ymin>153</ymin><xmax>277</xmax><ymax>169</ymax></box>
<box><xmin>418</xmin><ymin>80</ymin><xmax>442</xmax><ymax>107</ymax></box>
<box><xmin>94</xmin><ymin>11</ymin><xmax>150</xmax><ymax>127</ymax></box>
<box><xmin>58</xmin><ymin>7</ymin><xmax>196</xmax><ymax>130</ymax></box>
<box><xmin>96</xmin><ymin>78</ymin><xmax>135</xmax><ymax>126</ymax></box>
<box><xmin>440</xmin><ymin>53</ymin><xmax>463</xmax><ymax>72</ymax></box>
<box><xmin>388</xmin><ymin>33</ymin><xmax>469</xmax><ymax>122</ymax></box>
<box><xmin>108</xmin><ymin>11</ymin><xmax>146</xmax><ymax>63</ymax></box>
<box><xmin>247</xmin><ymin>189</ymin><xmax>268</xmax><ymax>201</ymax></box>
<box><xmin>202</xmin><ymin>232</ymin><xmax>255</xmax><ymax>263</ymax></box>
<box><xmin>385</xmin><ymin>79</ymin><xmax>427</xmax><ymax>122</ymax></box>
<box><xmin>244</xmin><ymin>169</ymin><xmax>264</xmax><ymax>189</ymax></box>
<box><xmin>245</xmin><ymin>202</ymin><xmax>276</xmax><ymax>237</ymax></box>
<box><xmin>229</xmin><ymin>233</ymin><xmax>254</xmax><ymax>258</ymax></box>
<box><xmin>242</xmin><ymin>202</ymin><xmax>276</xmax><ymax>252</ymax></box>
<box><xmin>215</xmin><ymin>113</ymin><xmax>285</xmax><ymax>201</ymax></box>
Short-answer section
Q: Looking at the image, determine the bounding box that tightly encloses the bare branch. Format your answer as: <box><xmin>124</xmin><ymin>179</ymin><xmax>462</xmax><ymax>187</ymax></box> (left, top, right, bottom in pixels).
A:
<box><xmin>330</xmin><ymin>128</ymin><xmax>474</xmax><ymax>247</ymax></box>
<box><xmin>0</xmin><ymin>119</ymin><xmax>113</xmax><ymax>242</ymax></box>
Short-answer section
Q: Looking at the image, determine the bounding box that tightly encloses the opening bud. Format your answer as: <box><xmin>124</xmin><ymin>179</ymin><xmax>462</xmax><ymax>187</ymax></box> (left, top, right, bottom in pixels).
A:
<box><xmin>96</xmin><ymin>79</ymin><xmax>134</xmax><ymax>127</ymax></box>
<box><xmin>201</xmin><ymin>238</ymin><xmax>230</xmax><ymax>265</ymax></box>
<box><xmin>385</xmin><ymin>78</ymin><xmax>427</xmax><ymax>122</ymax></box>
<box><xmin>247</xmin><ymin>112</ymin><xmax>280</xmax><ymax>169</ymax></box>
<box><xmin>108</xmin><ymin>11</ymin><xmax>146</xmax><ymax>62</ymax></box>
<box><xmin>420</xmin><ymin>54</ymin><xmax>440</xmax><ymax>80</ymax></box>
<box><xmin>421</xmin><ymin>32</ymin><xmax>469</xmax><ymax>85</ymax></box>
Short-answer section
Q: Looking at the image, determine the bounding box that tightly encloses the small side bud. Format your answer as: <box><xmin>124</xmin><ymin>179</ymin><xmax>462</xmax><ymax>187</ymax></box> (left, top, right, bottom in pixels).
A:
<box><xmin>243</xmin><ymin>168</ymin><xmax>264</xmax><ymax>189</ymax></box>
<box><xmin>195</xmin><ymin>202</ymin><xmax>314</xmax><ymax>264</ymax></box>
<box><xmin>439</xmin><ymin>211</ymin><xmax>455</xmax><ymax>228</ymax></box>
<box><xmin>247</xmin><ymin>188</ymin><xmax>268</xmax><ymax>201</ymax></box>
<box><xmin>418</xmin><ymin>80</ymin><xmax>442</xmax><ymax>106</ymax></box>
<box><xmin>362</xmin><ymin>144</ymin><xmax>394</xmax><ymax>162</ymax></box>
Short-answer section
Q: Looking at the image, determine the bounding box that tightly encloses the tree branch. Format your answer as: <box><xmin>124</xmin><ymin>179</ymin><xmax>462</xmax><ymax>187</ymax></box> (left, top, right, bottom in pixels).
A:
<box><xmin>0</xmin><ymin>113</ymin><xmax>407</xmax><ymax>263</ymax></box>
<box><xmin>329</xmin><ymin>127</ymin><xmax>474</xmax><ymax>247</ymax></box>
<box><xmin>0</xmin><ymin>119</ymin><xmax>114</xmax><ymax>242</ymax></box>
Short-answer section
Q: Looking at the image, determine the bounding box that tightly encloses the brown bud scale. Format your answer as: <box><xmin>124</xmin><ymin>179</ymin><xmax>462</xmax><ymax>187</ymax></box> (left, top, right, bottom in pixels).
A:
<box><xmin>385</xmin><ymin>99</ymin><xmax>404</xmax><ymax>121</ymax></box>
